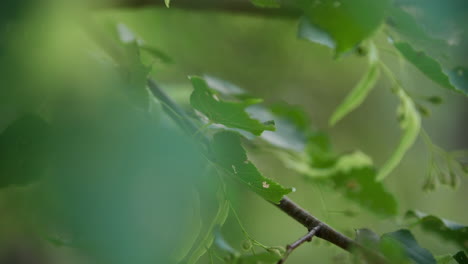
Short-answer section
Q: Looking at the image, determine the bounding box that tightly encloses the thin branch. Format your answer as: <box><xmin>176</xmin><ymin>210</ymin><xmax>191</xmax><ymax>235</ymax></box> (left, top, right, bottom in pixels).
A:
<box><xmin>91</xmin><ymin>0</ymin><xmax>301</xmax><ymax>18</ymax></box>
<box><xmin>83</xmin><ymin>19</ymin><xmax>387</xmax><ymax>263</ymax></box>
<box><xmin>275</xmin><ymin>197</ymin><xmax>353</xmax><ymax>251</ymax></box>
<box><xmin>274</xmin><ymin>197</ymin><xmax>388</xmax><ymax>263</ymax></box>
<box><xmin>278</xmin><ymin>224</ymin><xmax>321</xmax><ymax>264</ymax></box>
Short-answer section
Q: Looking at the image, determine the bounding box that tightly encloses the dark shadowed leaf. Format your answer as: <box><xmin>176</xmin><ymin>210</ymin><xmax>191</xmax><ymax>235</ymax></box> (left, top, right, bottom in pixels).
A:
<box><xmin>0</xmin><ymin>115</ymin><xmax>50</xmax><ymax>188</ymax></box>
<box><xmin>453</xmin><ymin>251</ymin><xmax>468</xmax><ymax>264</ymax></box>
<box><xmin>406</xmin><ymin>210</ymin><xmax>468</xmax><ymax>250</ymax></box>
<box><xmin>380</xmin><ymin>229</ymin><xmax>436</xmax><ymax>264</ymax></box>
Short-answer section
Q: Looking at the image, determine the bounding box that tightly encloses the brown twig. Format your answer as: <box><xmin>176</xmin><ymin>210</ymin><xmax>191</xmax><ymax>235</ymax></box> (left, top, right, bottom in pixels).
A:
<box><xmin>278</xmin><ymin>224</ymin><xmax>322</xmax><ymax>264</ymax></box>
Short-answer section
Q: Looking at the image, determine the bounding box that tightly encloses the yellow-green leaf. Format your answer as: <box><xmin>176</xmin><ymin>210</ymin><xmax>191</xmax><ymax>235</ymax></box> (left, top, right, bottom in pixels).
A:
<box><xmin>377</xmin><ymin>88</ymin><xmax>421</xmax><ymax>181</ymax></box>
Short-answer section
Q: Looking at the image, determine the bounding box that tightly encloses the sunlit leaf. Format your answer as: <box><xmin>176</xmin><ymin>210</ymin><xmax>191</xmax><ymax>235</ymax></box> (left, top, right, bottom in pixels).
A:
<box><xmin>377</xmin><ymin>88</ymin><xmax>421</xmax><ymax>181</ymax></box>
<box><xmin>330</xmin><ymin>46</ymin><xmax>380</xmax><ymax>126</ymax></box>
<box><xmin>406</xmin><ymin>210</ymin><xmax>468</xmax><ymax>250</ymax></box>
<box><xmin>164</xmin><ymin>0</ymin><xmax>171</xmax><ymax>8</ymax></box>
<box><xmin>190</xmin><ymin>76</ymin><xmax>275</xmax><ymax>136</ymax></box>
<box><xmin>212</xmin><ymin>131</ymin><xmax>292</xmax><ymax>203</ymax></box>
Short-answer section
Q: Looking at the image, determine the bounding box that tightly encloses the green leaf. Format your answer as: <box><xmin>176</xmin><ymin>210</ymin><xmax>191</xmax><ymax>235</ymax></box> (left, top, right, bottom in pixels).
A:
<box><xmin>277</xmin><ymin>138</ymin><xmax>397</xmax><ymax>216</ymax></box>
<box><xmin>251</xmin><ymin>0</ymin><xmax>280</xmax><ymax>8</ymax></box>
<box><xmin>0</xmin><ymin>115</ymin><xmax>50</xmax><ymax>188</ymax></box>
<box><xmin>212</xmin><ymin>131</ymin><xmax>292</xmax><ymax>203</ymax></box>
<box><xmin>190</xmin><ymin>76</ymin><xmax>275</xmax><ymax>136</ymax></box>
<box><xmin>299</xmin><ymin>0</ymin><xmax>390</xmax><ymax>55</ymax></box>
<box><xmin>380</xmin><ymin>229</ymin><xmax>436</xmax><ymax>264</ymax></box>
<box><xmin>330</xmin><ymin>48</ymin><xmax>380</xmax><ymax>126</ymax></box>
<box><xmin>186</xmin><ymin>190</ymin><xmax>230</xmax><ymax>264</ymax></box>
<box><xmin>140</xmin><ymin>45</ymin><xmax>173</xmax><ymax>64</ymax></box>
<box><xmin>164</xmin><ymin>0</ymin><xmax>170</xmax><ymax>8</ymax></box>
<box><xmin>282</xmin><ymin>150</ymin><xmax>373</xmax><ymax>179</ymax></box>
<box><xmin>377</xmin><ymin>88</ymin><xmax>421</xmax><ymax>181</ymax></box>
<box><xmin>453</xmin><ymin>251</ymin><xmax>468</xmax><ymax>264</ymax></box>
<box><xmin>406</xmin><ymin>210</ymin><xmax>468</xmax><ymax>250</ymax></box>
<box><xmin>247</xmin><ymin>105</ymin><xmax>308</xmax><ymax>152</ymax></box>
<box><xmin>437</xmin><ymin>254</ymin><xmax>456</xmax><ymax>264</ymax></box>
<box><xmin>237</xmin><ymin>251</ymin><xmax>282</xmax><ymax>263</ymax></box>
<box><xmin>172</xmin><ymin>191</ymin><xmax>202</xmax><ymax>262</ymax></box>
<box><xmin>395</xmin><ymin>42</ymin><xmax>468</xmax><ymax>96</ymax></box>
<box><xmin>297</xmin><ymin>16</ymin><xmax>335</xmax><ymax>49</ymax></box>
<box><xmin>330</xmin><ymin>167</ymin><xmax>398</xmax><ymax>216</ymax></box>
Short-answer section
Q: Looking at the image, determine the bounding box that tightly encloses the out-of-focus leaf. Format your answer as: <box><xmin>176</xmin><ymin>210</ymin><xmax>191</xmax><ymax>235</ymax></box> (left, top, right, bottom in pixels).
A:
<box><xmin>447</xmin><ymin>67</ymin><xmax>468</xmax><ymax>96</ymax></box>
<box><xmin>453</xmin><ymin>251</ymin><xmax>468</xmax><ymax>264</ymax></box>
<box><xmin>0</xmin><ymin>115</ymin><xmax>50</xmax><ymax>189</ymax></box>
<box><xmin>120</xmin><ymin>43</ymin><xmax>152</xmax><ymax>108</ymax></box>
<box><xmin>437</xmin><ymin>254</ymin><xmax>456</xmax><ymax>264</ymax></box>
<box><xmin>247</xmin><ymin>105</ymin><xmax>308</xmax><ymax>152</ymax></box>
<box><xmin>299</xmin><ymin>0</ymin><xmax>390</xmax><ymax>55</ymax></box>
<box><xmin>377</xmin><ymin>88</ymin><xmax>420</xmax><ymax>181</ymax></box>
<box><xmin>386</xmin><ymin>5</ymin><xmax>434</xmax><ymax>45</ymax></box>
<box><xmin>251</xmin><ymin>0</ymin><xmax>280</xmax><ymax>8</ymax></box>
<box><xmin>331</xmin><ymin>167</ymin><xmax>398</xmax><ymax>216</ymax></box>
<box><xmin>214</xmin><ymin>230</ymin><xmax>238</xmax><ymax>256</ymax></box>
<box><xmin>203</xmin><ymin>75</ymin><xmax>248</xmax><ymax>98</ymax></box>
<box><xmin>298</xmin><ymin>16</ymin><xmax>335</xmax><ymax>49</ymax></box>
<box><xmin>355</xmin><ymin>228</ymin><xmax>380</xmax><ymax>250</ymax></box>
<box><xmin>406</xmin><ymin>210</ymin><xmax>468</xmax><ymax>250</ymax></box>
<box><xmin>172</xmin><ymin>191</ymin><xmax>202</xmax><ymax>262</ymax></box>
<box><xmin>330</xmin><ymin>60</ymin><xmax>380</xmax><ymax>126</ymax></box>
<box><xmin>164</xmin><ymin>0</ymin><xmax>171</xmax><ymax>8</ymax></box>
<box><xmin>380</xmin><ymin>229</ymin><xmax>436</xmax><ymax>264</ymax></box>
<box><xmin>282</xmin><ymin>150</ymin><xmax>372</xmax><ymax>179</ymax></box>
<box><xmin>212</xmin><ymin>131</ymin><xmax>292</xmax><ymax>203</ymax></box>
<box><xmin>277</xmin><ymin>138</ymin><xmax>397</xmax><ymax>216</ymax></box>
<box><xmin>140</xmin><ymin>45</ymin><xmax>173</xmax><ymax>64</ymax></box>
<box><xmin>42</xmin><ymin>98</ymin><xmax>206</xmax><ymax>264</ymax></box>
<box><xmin>190</xmin><ymin>76</ymin><xmax>275</xmax><ymax>136</ymax></box>
<box><xmin>395</xmin><ymin>42</ymin><xmax>468</xmax><ymax>96</ymax></box>
<box><xmin>237</xmin><ymin>251</ymin><xmax>282</xmax><ymax>263</ymax></box>
<box><xmin>186</xmin><ymin>190</ymin><xmax>230</xmax><ymax>264</ymax></box>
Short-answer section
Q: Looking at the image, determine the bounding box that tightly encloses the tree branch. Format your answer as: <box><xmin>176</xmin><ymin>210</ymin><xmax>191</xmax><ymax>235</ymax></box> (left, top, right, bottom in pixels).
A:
<box><xmin>278</xmin><ymin>224</ymin><xmax>322</xmax><ymax>264</ymax></box>
<box><xmin>92</xmin><ymin>0</ymin><xmax>301</xmax><ymax>18</ymax></box>
<box><xmin>84</xmin><ymin>21</ymin><xmax>387</xmax><ymax>262</ymax></box>
<box><xmin>275</xmin><ymin>197</ymin><xmax>354</xmax><ymax>251</ymax></box>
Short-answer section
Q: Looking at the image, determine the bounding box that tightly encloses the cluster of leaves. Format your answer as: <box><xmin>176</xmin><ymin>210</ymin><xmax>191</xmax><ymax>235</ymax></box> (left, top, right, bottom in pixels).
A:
<box><xmin>0</xmin><ymin>0</ymin><xmax>467</xmax><ymax>264</ymax></box>
<box><xmin>354</xmin><ymin>228</ymin><xmax>468</xmax><ymax>264</ymax></box>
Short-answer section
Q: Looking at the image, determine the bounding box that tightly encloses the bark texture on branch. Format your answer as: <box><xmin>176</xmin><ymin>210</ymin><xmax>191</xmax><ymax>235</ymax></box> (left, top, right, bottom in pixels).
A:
<box><xmin>276</xmin><ymin>197</ymin><xmax>354</xmax><ymax>251</ymax></box>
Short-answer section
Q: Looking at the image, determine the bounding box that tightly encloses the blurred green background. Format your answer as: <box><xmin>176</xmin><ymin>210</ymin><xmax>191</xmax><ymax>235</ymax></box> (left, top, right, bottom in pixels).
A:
<box><xmin>0</xmin><ymin>1</ymin><xmax>467</xmax><ymax>263</ymax></box>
